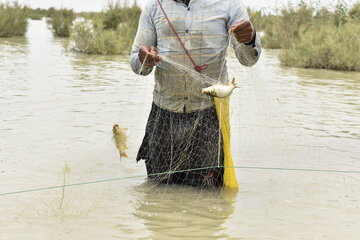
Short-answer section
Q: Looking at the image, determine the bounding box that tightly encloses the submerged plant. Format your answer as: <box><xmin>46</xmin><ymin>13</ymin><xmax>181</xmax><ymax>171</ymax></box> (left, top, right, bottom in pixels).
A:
<box><xmin>59</xmin><ymin>163</ymin><xmax>71</xmax><ymax>210</ymax></box>
<box><xmin>70</xmin><ymin>19</ymin><xmax>97</xmax><ymax>53</ymax></box>
<box><xmin>70</xmin><ymin>1</ymin><xmax>140</xmax><ymax>55</ymax></box>
<box><xmin>47</xmin><ymin>7</ymin><xmax>75</xmax><ymax>37</ymax></box>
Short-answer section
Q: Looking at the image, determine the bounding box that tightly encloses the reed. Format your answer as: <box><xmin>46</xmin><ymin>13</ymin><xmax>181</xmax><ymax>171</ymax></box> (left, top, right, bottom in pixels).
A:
<box><xmin>0</xmin><ymin>1</ymin><xmax>28</xmax><ymax>37</ymax></box>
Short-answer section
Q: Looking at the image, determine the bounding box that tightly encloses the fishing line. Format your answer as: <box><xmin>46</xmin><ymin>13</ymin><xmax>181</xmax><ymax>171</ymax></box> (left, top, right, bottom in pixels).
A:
<box><xmin>137</xmin><ymin>54</ymin><xmax>149</xmax><ymax>75</ymax></box>
<box><xmin>2</xmin><ymin>165</ymin><xmax>360</xmax><ymax>197</ymax></box>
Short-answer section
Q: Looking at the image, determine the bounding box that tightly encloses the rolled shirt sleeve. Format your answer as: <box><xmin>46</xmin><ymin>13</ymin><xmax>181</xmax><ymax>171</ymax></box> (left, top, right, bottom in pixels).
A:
<box><xmin>130</xmin><ymin>1</ymin><xmax>157</xmax><ymax>75</ymax></box>
<box><xmin>227</xmin><ymin>0</ymin><xmax>262</xmax><ymax>67</ymax></box>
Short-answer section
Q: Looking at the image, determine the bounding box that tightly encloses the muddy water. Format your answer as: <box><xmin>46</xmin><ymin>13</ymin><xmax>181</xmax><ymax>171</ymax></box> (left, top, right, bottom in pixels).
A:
<box><xmin>0</xmin><ymin>19</ymin><xmax>360</xmax><ymax>239</ymax></box>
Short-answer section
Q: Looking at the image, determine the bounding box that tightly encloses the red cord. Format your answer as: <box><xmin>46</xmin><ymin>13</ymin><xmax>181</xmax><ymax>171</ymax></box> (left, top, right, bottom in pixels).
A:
<box><xmin>157</xmin><ymin>0</ymin><xmax>208</xmax><ymax>73</ymax></box>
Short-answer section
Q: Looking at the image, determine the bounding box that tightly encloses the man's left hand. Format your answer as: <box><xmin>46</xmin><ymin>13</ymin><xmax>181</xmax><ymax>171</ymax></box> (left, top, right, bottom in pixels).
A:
<box><xmin>229</xmin><ymin>20</ymin><xmax>255</xmax><ymax>44</ymax></box>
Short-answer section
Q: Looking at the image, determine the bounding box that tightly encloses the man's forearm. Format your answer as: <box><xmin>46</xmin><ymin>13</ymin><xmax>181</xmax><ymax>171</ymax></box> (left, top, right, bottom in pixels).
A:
<box><xmin>130</xmin><ymin>51</ymin><xmax>154</xmax><ymax>76</ymax></box>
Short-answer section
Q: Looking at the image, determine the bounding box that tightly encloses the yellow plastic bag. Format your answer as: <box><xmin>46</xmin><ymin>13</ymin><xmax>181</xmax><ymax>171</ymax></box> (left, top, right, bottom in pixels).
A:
<box><xmin>214</xmin><ymin>96</ymin><xmax>239</xmax><ymax>189</ymax></box>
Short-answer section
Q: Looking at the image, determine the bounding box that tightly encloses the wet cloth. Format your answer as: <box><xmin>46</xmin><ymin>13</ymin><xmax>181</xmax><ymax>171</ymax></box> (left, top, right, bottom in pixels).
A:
<box><xmin>137</xmin><ymin>102</ymin><xmax>224</xmax><ymax>187</ymax></box>
<box><xmin>130</xmin><ymin>0</ymin><xmax>262</xmax><ymax>113</ymax></box>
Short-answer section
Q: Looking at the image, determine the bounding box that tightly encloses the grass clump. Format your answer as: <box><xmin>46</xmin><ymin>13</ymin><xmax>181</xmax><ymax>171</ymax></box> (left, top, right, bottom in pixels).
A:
<box><xmin>70</xmin><ymin>1</ymin><xmax>141</xmax><ymax>55</ymax></box>
<box><xmin>279</xmin><ymin>3</ymin><xmax>360</xmax><ymax>71</ymax></box>
<box><xmin>0</xmin><ymin>1</ymin><xmax>28</xmax><ymax>37</ymax></box>
<box><xmin>71</xmin><ymin>19</ymin><xmax>123</xmax><ymax>55</ymax></box>
<box><xmin>249</xmin><ymin>1</ymin><xmax>360</xmax><ymax>71</ymax></box>
<box><xmin>279</xmin><ymin>22</ymin><xmax>360</xmax><ymax>71</ymax></box>
<box><xmin>47</xmin><ymin>7</ymin><xmax>75</xmax><ymax>37</ymax></box>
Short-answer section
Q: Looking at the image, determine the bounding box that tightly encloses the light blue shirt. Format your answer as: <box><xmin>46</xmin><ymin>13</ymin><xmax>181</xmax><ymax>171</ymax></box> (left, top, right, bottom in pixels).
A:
<box><xmin>130</xmin><ymin>0</ymin><xmax>261</xmax><ymax>113</ymax></box>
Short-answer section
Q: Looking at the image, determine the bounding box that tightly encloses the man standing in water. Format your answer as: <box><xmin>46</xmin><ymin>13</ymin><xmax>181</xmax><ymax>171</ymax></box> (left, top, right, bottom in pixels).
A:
<box><xmin>130</xmin><ymin>0</ymin><xmax>261</xmax><ymax>187</ymax></box>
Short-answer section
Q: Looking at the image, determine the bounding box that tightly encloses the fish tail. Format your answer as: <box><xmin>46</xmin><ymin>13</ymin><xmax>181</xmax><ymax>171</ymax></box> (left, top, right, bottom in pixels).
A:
<box><xmin>232</xmin><ymin>77</ymin><xmax>240</xmax><ymax>88</ymax></box>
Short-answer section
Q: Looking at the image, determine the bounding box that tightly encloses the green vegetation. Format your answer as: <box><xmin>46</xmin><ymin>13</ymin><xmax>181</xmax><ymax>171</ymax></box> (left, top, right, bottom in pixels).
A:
<box><xmin>249</xmin><ymin>2</ymin><xmax>360</xmax><ymax>71</ymax></box>
<box><xmin>70</xmin><ymin>1</ymin><xmax>141</xmax><ymax>55</ymax></box>
<box><xmin>47</xmin><ymin>7</ymin><xmax>75</xmax><ymax>37</ymax></box>
<box><xmin>249</xmin><ymin>4</ymin><xmax>314</xmax><ymax>49</ymax></box>
<box><xmin>27</xmin><ymin>7</ymin><xmax>48</xmax><ymax>20</ymax></box>
<box><xmin>1</xmin><ymin>0</ymin><xmax>358</xmax><ymax>70</ymax></box>
<box><xmin>279</xmin><ymin>22</ymin><xmax>360</xmax><ymax>71</ymax></box>
<box><xmin>0</xmin><ymin>1</ymin><xmax>28</xmax><ymax>37</ymax></box>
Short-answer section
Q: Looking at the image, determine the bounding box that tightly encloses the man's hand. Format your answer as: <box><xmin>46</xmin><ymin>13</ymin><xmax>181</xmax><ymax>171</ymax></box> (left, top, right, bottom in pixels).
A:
<box><xmin>229</xmin><ymin>20</ymin><xmax>255</xmax><ymax>44</ymax></box>
<box><xmin>139</xmin><ymin>46</ymin><xmax>162</xmax><ymax>67</ymax></box>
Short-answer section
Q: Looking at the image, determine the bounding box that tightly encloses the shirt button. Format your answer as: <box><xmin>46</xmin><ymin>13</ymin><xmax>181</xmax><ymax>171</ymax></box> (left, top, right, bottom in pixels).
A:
<box><xmin>185</xmin><ymin>29</ymin><xmax>189</xmax><ymax>33</ymax></box>
<box><xmin>188</xmin><ymin>7</ymin><xmax>190</xmax><ymax>11</ymax></box>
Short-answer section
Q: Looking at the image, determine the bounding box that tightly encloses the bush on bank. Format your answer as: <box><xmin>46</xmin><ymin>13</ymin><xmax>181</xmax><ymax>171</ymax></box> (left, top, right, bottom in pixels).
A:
<box><xmin>0</xmin><ymin>2</ymin><xmax>28</xmax><ymax>37</ymax></box>
<box><xmin>279</xmin><ymin>21</ymin><xmax>360</xmax><ymax>71</ymax></box>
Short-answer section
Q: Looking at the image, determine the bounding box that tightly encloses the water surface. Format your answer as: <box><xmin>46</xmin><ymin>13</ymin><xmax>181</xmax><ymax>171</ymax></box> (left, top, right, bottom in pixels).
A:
<box><xmin>1</xmin><ymin>19</ymin><xmax>360</xmax><ymax>239</ymax></box>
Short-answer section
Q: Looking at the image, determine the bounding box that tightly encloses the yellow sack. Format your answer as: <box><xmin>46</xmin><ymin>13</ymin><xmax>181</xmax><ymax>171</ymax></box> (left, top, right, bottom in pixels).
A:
<box><xmin>214</xmin><ymin>96</ymin><xmax>239</xmax><ymax>189</ymax></box>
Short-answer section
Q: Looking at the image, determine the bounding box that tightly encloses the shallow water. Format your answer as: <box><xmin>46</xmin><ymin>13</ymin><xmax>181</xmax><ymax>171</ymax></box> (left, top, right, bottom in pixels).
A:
<box><xmin>1</xmin><ymin>19</ymin><xmax>360</xmax><ymax>239</ymax></box>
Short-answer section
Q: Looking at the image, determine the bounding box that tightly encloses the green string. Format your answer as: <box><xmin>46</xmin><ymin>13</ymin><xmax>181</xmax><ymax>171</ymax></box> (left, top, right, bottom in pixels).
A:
<box><xmin>1</xmin><ymin>165</ymin><xmax>360</xmax><ymax>197</ymax></box>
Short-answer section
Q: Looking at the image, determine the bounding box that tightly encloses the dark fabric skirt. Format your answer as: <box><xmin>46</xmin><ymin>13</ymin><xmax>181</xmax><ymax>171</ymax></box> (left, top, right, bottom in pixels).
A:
<box><xmin>137</xmin><ymin>102</ymin><xmax>224</xmax><ymax>187</ymax></box>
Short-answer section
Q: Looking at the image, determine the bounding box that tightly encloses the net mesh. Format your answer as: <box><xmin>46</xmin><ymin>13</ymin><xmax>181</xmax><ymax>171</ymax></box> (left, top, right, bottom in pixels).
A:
<box><xmin>3</xmin><ymin>10</ymin><xmax>360</xmax><ymax>239</ymax></box>
<box><xmin>136</xmin><ymin>101</ymin><xmax>224</xmax><ymax>187</ymax></box>
<box><xmin>128</xmin><ymin>33</ymin><xmax>241</xmax><ymax>188</ymax></box>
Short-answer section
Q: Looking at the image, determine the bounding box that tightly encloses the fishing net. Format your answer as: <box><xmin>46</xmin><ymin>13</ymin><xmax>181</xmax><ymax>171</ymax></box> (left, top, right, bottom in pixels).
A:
<box><xmin>115</xmin><ymin>0</ymin><xmax>261</xmax><ymax>189</ymax></box>
<box><xmin>130</xmin><ymin>38</ymin><xmax>243</xmax><ymax>188</ymax></box>
<box><xmin>3</xmin><ymin>3</ymin><xmax>360</xmax><ymax>239</ymax></box>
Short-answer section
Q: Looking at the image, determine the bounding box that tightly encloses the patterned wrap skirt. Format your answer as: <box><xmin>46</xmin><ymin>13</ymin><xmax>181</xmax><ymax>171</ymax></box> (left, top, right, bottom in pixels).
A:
<box><xmin>136</xmin><ymin>102</ymin><xmax>224</xmax><ymax>187</ymax></box>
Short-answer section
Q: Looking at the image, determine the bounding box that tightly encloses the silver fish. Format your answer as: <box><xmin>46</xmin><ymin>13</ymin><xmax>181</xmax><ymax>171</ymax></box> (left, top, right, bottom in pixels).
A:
<box><xmin>202</xmin><ymin>77</ymin><xmax>239</xmax><ymax>98</ymax></box>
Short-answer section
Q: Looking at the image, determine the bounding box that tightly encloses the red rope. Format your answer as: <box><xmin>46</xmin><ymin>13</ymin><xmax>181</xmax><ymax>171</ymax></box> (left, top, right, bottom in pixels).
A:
<box><xmin>157</xmin><ymin>0</ymin><xmax>208</xmax><ymax>73</ymax></box>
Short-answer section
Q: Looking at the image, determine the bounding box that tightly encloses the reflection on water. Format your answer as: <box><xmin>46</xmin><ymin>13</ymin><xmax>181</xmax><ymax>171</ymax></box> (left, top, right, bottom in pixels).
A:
<box><xmin>1</xmin><ymin>19</ymin><xmax>360</xmax><ymax>239</ymax></box>
<box><xmin>133</xmin><ymin>183</ymin><xmax>236</xmax><ymax>239</ymax></box>
<box><xmin>0</xmin><ymin>37</ymin><xmax>29</xmax><ymax>103</ymax></box>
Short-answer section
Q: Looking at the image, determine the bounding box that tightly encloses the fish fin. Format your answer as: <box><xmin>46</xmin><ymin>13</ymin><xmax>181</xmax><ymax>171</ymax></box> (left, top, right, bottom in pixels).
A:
<box><xmin>231</xmin><ymin>77</ymin><xmax>235</xmax><ymax>85</ymax></box>
<box><xmin>123</xmin><ymin>128</ymin><xmax>128</xmax><ymax>131</ymax></box>
<box><xmin>123</xmin><ymin>152</ymin><xmax>128</xmax><ymax>158</ymax></box>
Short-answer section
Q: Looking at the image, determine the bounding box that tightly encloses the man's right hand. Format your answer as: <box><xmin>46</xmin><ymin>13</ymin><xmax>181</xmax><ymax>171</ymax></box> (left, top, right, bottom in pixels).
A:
<box><xmin>139</xmin><ymin>46</ymin><xmax>162</xmax><ymax>67</ymax></box>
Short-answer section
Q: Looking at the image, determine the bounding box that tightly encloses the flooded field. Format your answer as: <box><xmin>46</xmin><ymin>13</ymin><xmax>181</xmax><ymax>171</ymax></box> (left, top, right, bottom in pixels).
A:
<box><xmin>0</xmin><ymin>19</ymin><xmax>360</xmax><ymax>239</ymax></box>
